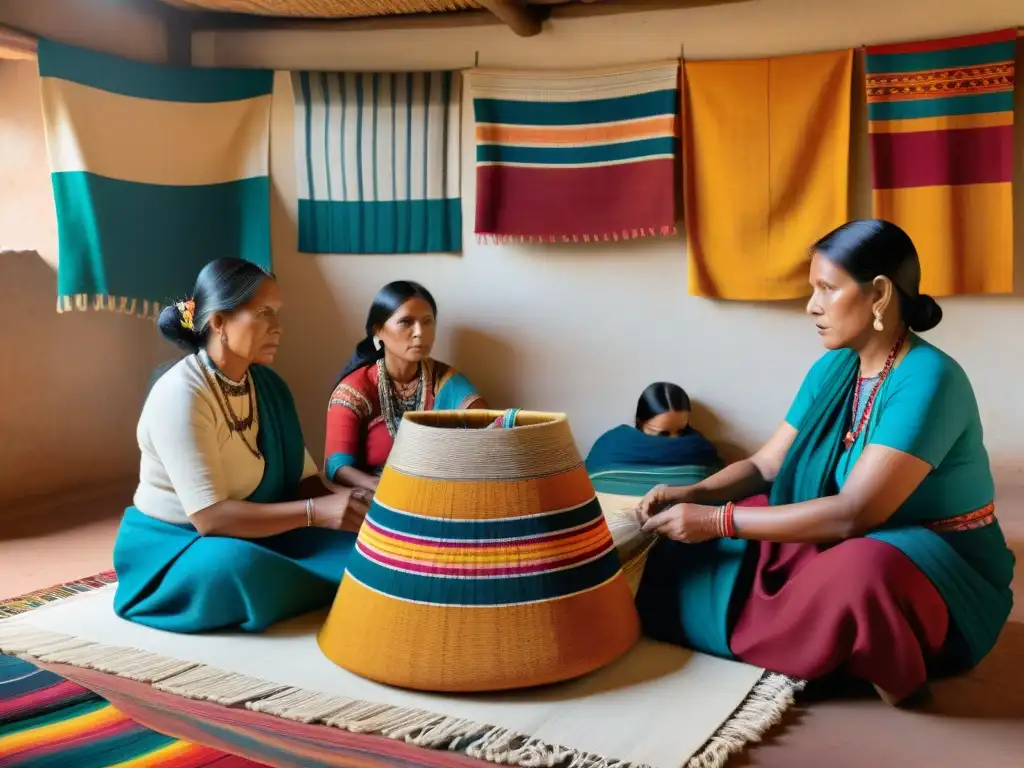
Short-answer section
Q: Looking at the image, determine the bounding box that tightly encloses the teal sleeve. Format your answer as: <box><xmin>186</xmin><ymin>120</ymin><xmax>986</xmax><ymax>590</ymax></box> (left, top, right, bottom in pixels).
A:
<box><xmin>324</xmin><ymin>452</ymin><xmax>356</xmax><ymax>480</ymax></box>
<box><xmin>785</xmin><ymin>352</ymin><xmax>837</xmax><ymax>430</ymax></box>
<box><xmin>869</xmin><ymin>358</ymin><xmax>971</xmax><ymax>468</ymax></box>
<box><xmin>435</xmin><ymin>372</ymin><xmax>482</xmax><ymax>411</ymax></box>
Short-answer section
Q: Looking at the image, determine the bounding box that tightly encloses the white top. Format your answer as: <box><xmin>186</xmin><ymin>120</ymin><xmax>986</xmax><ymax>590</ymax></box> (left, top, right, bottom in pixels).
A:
<box><xmin>134</xmin><ymin>354</ymin><xmax>318</xmax><ymax>524</ymax></box>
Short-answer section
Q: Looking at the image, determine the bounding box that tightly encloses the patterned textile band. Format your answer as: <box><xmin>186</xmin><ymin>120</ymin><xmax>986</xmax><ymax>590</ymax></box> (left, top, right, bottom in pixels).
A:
<box><xmin>0</xmin><ymin>572</ymin><xmax>117</xmax><ymax>619</ymax></box>
<box><xmin>924</xmin><ymin>502</ymin><xmax>997</xmax><ymax>533</ymax></box>
<box><xmin>348</xmin><ymin>496</ymin><xmax>621</xmax><ymax>606</ymax></box>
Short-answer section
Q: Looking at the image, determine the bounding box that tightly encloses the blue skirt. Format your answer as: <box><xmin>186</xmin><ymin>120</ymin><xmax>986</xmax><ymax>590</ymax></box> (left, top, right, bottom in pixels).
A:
<box><xmin>113</xmin><ymin>507</ymin><xmax>357</xmax><ymax>633</ymax></box>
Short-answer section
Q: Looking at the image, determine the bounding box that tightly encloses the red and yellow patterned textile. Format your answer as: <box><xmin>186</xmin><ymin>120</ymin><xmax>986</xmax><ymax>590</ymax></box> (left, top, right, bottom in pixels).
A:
<box><xmin>324</xmin><ymin>358</ymin><xmax>482</xmax><ymax>480</ymax></box>
<box><xmin>866</xmin><ymin>29</ymin><xmax>1016</xmax><ymax>295</ymax></box>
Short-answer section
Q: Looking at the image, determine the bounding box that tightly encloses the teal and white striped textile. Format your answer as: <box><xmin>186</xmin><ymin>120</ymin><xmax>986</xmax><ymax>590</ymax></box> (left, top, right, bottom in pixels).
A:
<box><xmin>292</xmin><ymin>71</ymin><xmax>462</xmax><ymax>254</ymax></box>
<box><xmin>38</xmin><ymin>39</ymin><xmax>273</xmax><ymax>319</ymax></box>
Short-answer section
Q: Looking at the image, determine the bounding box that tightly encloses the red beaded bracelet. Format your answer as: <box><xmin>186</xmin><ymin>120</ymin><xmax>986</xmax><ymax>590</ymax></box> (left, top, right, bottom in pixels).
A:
<box><xmin>723</xmin><ymin>502</ymin><xmax>736</xmax><ymax>538</ymax></box>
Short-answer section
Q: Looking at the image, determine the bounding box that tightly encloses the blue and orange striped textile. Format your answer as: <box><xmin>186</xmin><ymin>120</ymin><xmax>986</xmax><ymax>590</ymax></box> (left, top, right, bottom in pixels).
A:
<box><xmin>0</xmin><ymin>654</ymin><xmax>260</xmax><ymax>767</ymax></box>
<box><xmin>467</xmin><ymin>62</ymin><xmax>679</xmax><ymax>243</ymax></box>
<box><xmin>866</xmin><ymin>29</ymin><xmax>1016</xmax><ymax>295</ymax></box>
<box><xmin>26</xmin><ymin>659</ymin><xmax>488</xmax><ymax>768</ymax></box>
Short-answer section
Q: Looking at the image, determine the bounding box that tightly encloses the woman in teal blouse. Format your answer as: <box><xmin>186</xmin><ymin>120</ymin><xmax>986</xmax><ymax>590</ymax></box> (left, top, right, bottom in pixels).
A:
<box><xmin>634</xmin><ymin>220</ymin><xmax>1014</xmax><ymax>706</ymax></box>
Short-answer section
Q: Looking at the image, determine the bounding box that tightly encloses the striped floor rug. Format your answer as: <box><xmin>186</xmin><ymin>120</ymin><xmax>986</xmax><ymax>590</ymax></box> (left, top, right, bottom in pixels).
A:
<box><xmin>0</xmin><ymin>576</ymin><xmax>263</xmax><ymax>768</ymax></box>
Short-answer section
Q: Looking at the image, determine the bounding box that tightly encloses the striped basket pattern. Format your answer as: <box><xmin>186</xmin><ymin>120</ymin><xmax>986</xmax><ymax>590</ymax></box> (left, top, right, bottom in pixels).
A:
<box><xmin>318</xmin><ymin>410</ymin><xmax>641</xmax><ymax>692</ymax></box>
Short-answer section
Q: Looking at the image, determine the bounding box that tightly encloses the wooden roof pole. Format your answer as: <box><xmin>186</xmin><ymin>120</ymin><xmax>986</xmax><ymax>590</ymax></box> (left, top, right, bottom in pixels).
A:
<box><xmin>476</xmin><ymin>0</ymin><xmax>542</xmax><ymax>37</ymax></box>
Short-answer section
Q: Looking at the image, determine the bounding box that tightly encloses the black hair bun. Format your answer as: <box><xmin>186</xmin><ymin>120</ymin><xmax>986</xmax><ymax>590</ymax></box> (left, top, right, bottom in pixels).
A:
<box><xmin>157</xmin><ymin>304</ymin><xmax>201</xmax><ymax>352</ymax></box>
<box><xmin>907</xmin><ymin>294</ymin><xmax>942</xmax><ymax>333</ymax></box>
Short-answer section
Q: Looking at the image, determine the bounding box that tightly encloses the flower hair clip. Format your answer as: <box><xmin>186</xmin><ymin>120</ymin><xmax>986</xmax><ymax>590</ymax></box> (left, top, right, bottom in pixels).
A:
<box><xmin>176</xmin><ymin>299</ymin><xmax>195</xmax><ymax>330</ymax></box>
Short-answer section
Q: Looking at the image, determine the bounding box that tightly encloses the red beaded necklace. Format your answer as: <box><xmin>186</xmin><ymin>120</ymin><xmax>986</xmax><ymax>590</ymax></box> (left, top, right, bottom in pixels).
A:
<box><xmin>843</xmin><ymin>326</ymin><xmax>908</xmax><ymax>449</ymax></box>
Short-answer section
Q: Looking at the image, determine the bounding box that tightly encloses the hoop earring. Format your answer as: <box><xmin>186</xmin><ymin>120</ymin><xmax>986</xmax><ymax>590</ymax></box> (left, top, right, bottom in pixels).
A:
<box><xmin>873</xmin><ymin>313</ymin><xmax>884</xmax><ymax>332</ymax></box>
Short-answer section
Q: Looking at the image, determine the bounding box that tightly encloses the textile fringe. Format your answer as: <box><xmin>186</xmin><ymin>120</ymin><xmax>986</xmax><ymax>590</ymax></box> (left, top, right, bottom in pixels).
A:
<box><xmin>0</xmin><ymin>571</ymin><xmax>117</xmax><ymax>619</ymax></box>
<box><xmin>0</xmin><ymin>619</ymin><xmax>804</xmax><ymax>768</ymax></box>
<box><xmin>0</xmin><ymin>575</ymin><xmax>805</xmax><ymax>767</ymax></box>
<box><xmin>56</xmin><ymin>294</ymin><xmax>162</xmax><ymax>321</ymax></box>
<box><xmin>687</xmin><ymin>673</ymin><xmax>806</xmax><ymax>768</ymax></box>
<box><xmin>476</xmin><ymin>226</ymin><xmax>678</xmax><ymax>246</ymax></box>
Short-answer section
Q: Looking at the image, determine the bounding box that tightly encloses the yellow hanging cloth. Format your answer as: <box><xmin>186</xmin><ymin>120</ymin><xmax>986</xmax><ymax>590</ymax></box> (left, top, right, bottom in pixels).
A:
<box><xmin>683</xmin><ymin>50</ymin><xmax>853</xmax><ymax>300</ymax></box>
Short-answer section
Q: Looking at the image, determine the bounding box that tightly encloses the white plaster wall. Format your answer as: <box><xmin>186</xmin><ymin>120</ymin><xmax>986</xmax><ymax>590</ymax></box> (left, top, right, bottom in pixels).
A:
<box><xmin>194</xmin><ymin>0</ymin><xmax>1024</xmax><ymax>474</ymax></box>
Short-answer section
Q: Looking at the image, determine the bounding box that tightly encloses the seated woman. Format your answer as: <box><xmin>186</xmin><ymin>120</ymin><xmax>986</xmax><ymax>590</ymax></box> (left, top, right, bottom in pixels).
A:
<box><xmin>325</xmin><ymin>281</ymin><xmax>486</xmax><ymax>489</ymax></box>
<box><xmin>634</xmin><ymin>220</ymin><xmax>1014</xmax><ymax>706</ymax></box>
<box><xmin>586</xmin><ymin>382</ymin><xmax>723</xmax><ymax>495</ymax></box>
<box><xmin>113</xmin><ymin>258</ymin><xmax>370</xmax><ymax>634</ymax></box>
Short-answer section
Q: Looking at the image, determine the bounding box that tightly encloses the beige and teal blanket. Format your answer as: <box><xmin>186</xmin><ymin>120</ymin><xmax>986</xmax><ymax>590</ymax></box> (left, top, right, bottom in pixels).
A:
<box><xmin>38</xmin><ymin>39</ymin><xmax>273</xmax><ymax>318</ymax></box>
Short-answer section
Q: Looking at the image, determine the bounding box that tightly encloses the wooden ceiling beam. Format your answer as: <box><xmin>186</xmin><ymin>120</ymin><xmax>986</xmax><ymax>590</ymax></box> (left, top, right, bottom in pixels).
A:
<box><xmin>186</xmin><ymin>0</ymin><xmax>743</xmax><ymax>33</ymax></box>
<box><xmin>475</xmin><ymin>0</ymin><xmax>543</xmax><ymax>36</ymax></box>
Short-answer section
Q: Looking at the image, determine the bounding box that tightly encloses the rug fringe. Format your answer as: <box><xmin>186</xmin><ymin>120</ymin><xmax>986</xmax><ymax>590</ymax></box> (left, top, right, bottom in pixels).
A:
<box><xmin>0</xmin><ymin>614</ymin><xmax>802</xmax><ymax>768</ymax></box>
<box><xmin>476</xmin><ymin>226</ymin><xmax>677</xmax><ymax>246</ymax></box>
<box><xmin>687</xmin><ymin>672</ymin><xmax>806</xmax><ymax>768</ymax></box>
<box><xmin>0</xmin><ymin>571</ymin><xmax>117</xmax><ymax>618</ymax></box>
<box><xmin>57</xmin><ymin>293</ymin><xmax>161</xmax><ymax>321</ymax></box>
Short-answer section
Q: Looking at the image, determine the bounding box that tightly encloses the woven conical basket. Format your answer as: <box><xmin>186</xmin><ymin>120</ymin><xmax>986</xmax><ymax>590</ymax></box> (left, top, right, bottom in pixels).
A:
<box><xmin>318</xmin><ymin>409</ymin><xmax>641</xmax><ymax>692</ymax></box>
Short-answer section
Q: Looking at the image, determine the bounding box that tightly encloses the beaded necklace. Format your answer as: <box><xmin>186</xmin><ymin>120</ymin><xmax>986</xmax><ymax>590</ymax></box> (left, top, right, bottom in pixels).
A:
<box><xmin>843</xmin><ymin>326</ymin><xmax>908</xmax><ymax>450</ymax></box>
<box><xmin>198</xmin><ymin>353</ymin><xmax>262</xmax><ymax>460</ymax></box>
<box><xmin>377</xmin><ymin>358</ymin><xmax>426</xmax><ymax>437</ymax></box>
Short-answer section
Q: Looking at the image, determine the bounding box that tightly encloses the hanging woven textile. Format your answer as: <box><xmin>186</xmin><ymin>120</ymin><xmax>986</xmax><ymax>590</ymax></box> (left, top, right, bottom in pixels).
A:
<box><xmin>866</xmin><ymin>30</ymin><xmax>1016</xmax><ymax>296</ymax></box>
<box><xmin>38</xmin><ymin>39</ymin><xmax>273</xmax><ymax>318</ymax></box>
<box><xmin>683</xmin><ymin>50</ymin><xmax>853</xmax><ymax>300</ymax></box>
<box><xmin>468</xmin><ymin>62</ymin><xmax>679</xmax><ymax>244</ymax></box>
<box><xmin>292</xmin><ymin>71</ymin><xmax>462</xmax><ymax>254</ymax></box>
<box><xmin>319</xmin><ymin>409</ymin><xmax>641</xmax><ymax>693</ymax></box>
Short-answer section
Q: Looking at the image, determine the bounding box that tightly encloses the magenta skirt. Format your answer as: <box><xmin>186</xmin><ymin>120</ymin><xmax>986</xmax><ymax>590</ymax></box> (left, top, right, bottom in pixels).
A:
<box><xmin>729</xmin><ymin>535</ymin><xmax>949</xmax><ymax>699</ymax></box>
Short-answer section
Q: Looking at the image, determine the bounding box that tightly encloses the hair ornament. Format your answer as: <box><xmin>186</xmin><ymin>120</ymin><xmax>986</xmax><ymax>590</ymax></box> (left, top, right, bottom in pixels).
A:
<box><xmin>176</xmin><ymin>299</ymin><xmax>195</xmax><ymax>331</ymax></box>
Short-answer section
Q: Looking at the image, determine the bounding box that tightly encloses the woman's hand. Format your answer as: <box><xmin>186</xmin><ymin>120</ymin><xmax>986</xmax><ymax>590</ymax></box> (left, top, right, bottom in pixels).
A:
<box><xmin>313</xmin><ymin>489</ymin><xmax>370</xmax><ymax>533</ymax></box>
<box><xmin>635</xmin><ymin>484</ymin><xmax>695</xmax><ymax>525</ymax></box>
<box><xmin>640</xmin><ymin>503</ymin><xmax>721</xmax><ymax>544</ymax></box>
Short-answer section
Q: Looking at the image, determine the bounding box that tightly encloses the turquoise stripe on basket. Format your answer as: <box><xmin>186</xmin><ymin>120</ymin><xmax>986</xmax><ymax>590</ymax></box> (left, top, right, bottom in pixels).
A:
<box><xmin>37</xmin><ymin>38</ymin><xmax>272</xmax><ymax>102</ymax></box>
<box><xmin>298</xmin><ymin>199</ymin><xmax>460</xmax><ymax>254</ymax></box>
<box><xmin>52</xmin><ymin>171</ymin><xmax>270</xmax><ymax>303</ymax></box>
<box><xmin>473</xmin><ymin>89</ymin><xmax>676</xmax><ymax>126</ymax></box>
<box><xmin>865</xmin><ymin>38</ymin><xmax>1016</xmax><ymax>75</ymax></box>
<box><xmin>477</xmin><ymin>136</ymin><xmax>675</xmax><ymax>166</ymax></box>
<box><xmin>867</xmin><ymin>91</ymin><xmax>1015</xmax><ymax>121</ymax></box>
<box><xmin>367</xmin><ymin>496</ymin><xmax>604</xmax><ymax>541</ymax></box>
<box><xmin>345</xmin><ymin>545</ymin><xmax>622</xmax><ymax>606</ymax></box>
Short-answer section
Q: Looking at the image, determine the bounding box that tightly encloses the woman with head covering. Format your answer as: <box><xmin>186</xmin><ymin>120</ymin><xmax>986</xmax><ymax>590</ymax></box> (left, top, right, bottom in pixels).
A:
<box><xmin>586</xmin><ymin>382</ymin><xmax>723</xmax><ymax>496</ymax></box>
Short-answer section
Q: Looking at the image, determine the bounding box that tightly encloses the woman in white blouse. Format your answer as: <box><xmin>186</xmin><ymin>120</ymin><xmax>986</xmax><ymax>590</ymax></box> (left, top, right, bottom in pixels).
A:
<box><xmin>113</xmin><ymin>258</ymin><xmax>369</xmax><ymax>633</ymax></box>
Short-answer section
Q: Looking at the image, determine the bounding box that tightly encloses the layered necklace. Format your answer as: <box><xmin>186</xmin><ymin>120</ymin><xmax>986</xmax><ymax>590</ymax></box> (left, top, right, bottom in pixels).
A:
<box><xmin>843</xmin><ymin>326</ymin><xmax>908</xmax><ymax>449</ymax></box>
<box><xmin>377</xmin><ymin>358</ymin><xmax>426</xmax><ymax>437</ymax></box>
<box><xmin>198</xmin><ymin>352</ymin><xmax>262</xmax><ymax>459</ymax></box>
